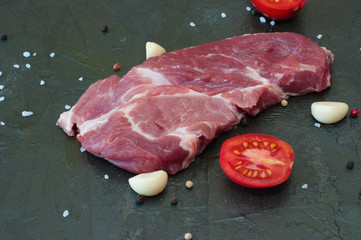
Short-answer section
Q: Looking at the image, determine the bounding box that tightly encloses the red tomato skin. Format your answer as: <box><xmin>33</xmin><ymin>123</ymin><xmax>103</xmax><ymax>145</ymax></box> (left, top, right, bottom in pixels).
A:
<box><xmin>220</xmin><ymin>134</ymin><xmax>295</xmax><ymax>188</ymax></box>
<box><xmin>251</xmin><ymin>0</ymin><xmax>307</xmax><ymax>20</ymax></box>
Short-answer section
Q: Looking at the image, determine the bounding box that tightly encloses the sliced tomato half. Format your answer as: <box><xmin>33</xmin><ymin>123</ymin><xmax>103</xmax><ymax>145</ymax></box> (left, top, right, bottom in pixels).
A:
<box><xmin>251</xmin><ymin>0</ymin><xmax>307</xmax><ymax>20</ymax></box>
<box><xmin>220</xmin><ymin>134</ymin><xmax>294</xmax><ymax>188</ymax></box>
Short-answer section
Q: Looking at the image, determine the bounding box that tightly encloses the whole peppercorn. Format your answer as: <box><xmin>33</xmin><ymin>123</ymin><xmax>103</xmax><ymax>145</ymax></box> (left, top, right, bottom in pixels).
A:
<box><xmin>185</xmin><ymin>180</ymin><xmax>193</xmax><ymax>189</ymax></box>
<box><xmin>350</xmin><ymin>109</ymin><xmax>359</xmax><ymax>118</ymax></box>
<box><xmin>346</xmin><ymin>161</ymin><xmax>354</xmax><ymax>169</ymax></box>
<box><xmin>170</xmin><ymin>197</ymin><xmax>178</xmax><ymax>205</ymax></box>
<box><xmin>113</xmin><ymin>63</ymin><xmax>120</xmax><ymax>71</ymax></box>
<box><xmin>240</xmin><ymin>116</ymin><xmax>248</xmax><ymax>127</ymax></box>
<box><xmin>136</xmin><ymin>194</ymin><xmax>144</xmax><ymax>205</ymax></box>
<box><xmin>1</xmin><ymin>34</ymin><xmax>8</xmax><ymax>41</ymax></box>
<box><xmin>102</xmin><ymin>25</ymin><xmax>109</xmax><ymax>33</ymax></box>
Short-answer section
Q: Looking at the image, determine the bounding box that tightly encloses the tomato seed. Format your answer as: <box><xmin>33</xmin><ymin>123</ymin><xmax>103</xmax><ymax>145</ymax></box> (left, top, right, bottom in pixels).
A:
<box><xmin>233</xmin><ymin>149</ymin><xmax>241</xmax><ymax>155</ymax></box>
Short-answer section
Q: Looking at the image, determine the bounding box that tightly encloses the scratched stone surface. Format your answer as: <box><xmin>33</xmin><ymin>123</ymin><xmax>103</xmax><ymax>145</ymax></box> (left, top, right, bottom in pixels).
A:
<box><xmin>1</xmin><ymin>0</ymin><xmax>361</xmax><ymax>239</ymax></box>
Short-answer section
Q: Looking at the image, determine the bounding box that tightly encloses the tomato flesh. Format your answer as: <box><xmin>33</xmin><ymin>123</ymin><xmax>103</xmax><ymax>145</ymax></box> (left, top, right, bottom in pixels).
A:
<box><xmin>220</xmin><ymin>134</ymin><xmax>294</xmax><ymax>188</ymax></box>
<box><xmin>251</xmin><ymin>0</ymin><xmax>307</xmax><ymax>20</ymax></box>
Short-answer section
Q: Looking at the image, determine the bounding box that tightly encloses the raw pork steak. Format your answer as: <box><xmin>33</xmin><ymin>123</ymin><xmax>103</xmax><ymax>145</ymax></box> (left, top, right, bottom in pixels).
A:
<box><xmin>57</xmin><ymin>32</ymin><xmax>333</xmax><ymax>174</ymax></box>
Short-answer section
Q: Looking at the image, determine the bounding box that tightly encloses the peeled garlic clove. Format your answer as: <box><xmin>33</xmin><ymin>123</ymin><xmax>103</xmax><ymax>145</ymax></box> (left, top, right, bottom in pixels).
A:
<box><xmin>146</xmin><ymin>42</ymin><xmax>166</xmax><ymax>59</ymax></box>
<box><xmin>128</xmin><ymin>170</ymin><xmax>168</xmax><ymax>196</ymax></box>
<box><xmin>311</xmin><ymin>101</ymin><xmax>349</xmax><ymax>124</ymax></box>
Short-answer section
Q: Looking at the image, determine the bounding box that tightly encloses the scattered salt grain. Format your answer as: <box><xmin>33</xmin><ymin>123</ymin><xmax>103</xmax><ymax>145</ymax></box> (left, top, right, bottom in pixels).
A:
<box><xmin>63</xmin><ymin>210</ymin><xmax>69</xmax><ymax>218</ymax></box>
<box><xmin>0</xmin><ymin>121</ymin><xmax>5</xmax><ymax>126</ymax></box>
<box><xmin>13</xmin><ymin>64</ymin><xmax>20</xmax><ymax>69</ymax></box>
<box><xmin>0</xmin><ymin>71</ymin><xmax>2</xmax><ymax>76</ymax></box>
<box><xmin>189</xmin><ymin>22</ymin><xmax>196</xmax><ymax>27</ymax></box>
<box><xmin>301</xmin><ymin>184</ymin><xmax>308</xmax><ymax>189</ymax></box>
<box><xmin>78</xmin><ymin>77</ymin><xmax>83</xmax><ymax>81</ymax></box>
<box><xmin>0</xmin><ymin>96</ymin><xmax>4</xmax><ymax>102</ymax></box>
<box><xmin>314</xmin><ymin>122</ymin><xmax>321</xmax><ymax>128</ymax></box>
<box><xmin>246</xmin><ymin>6</ymin><xmax>251</xmax><ymax>12</ymax></box>
<box><xmin>40</xmin><ymin>80</ymin><xmax>45</xmax><ymax>86</ymax></box>
<box><xmin>23</xmin><ymin>51</ymin><xmax>31</xmax><ymax>58</ymax></box>
<box><xmin>22</xmin><ymin>111</ymin><xmax>33</xmax><ymax>117</ymax></box>
<box><xmin>221</xmin><ymin>13</ymin><xmax>226</xmax><ymax>18</ymax></box>
<box><xmin>33</xmin><ymin>52</ymin><xmax>37</xmax><ymax>56</ymax></box>
<box><xmin>25</xmin><ymin>63</ymin><xmax>31</xmax><ymax>69</ymax></box>
<box><xmin>270</xmin><ymin>20</ymin><xmax>275</xmax><ymax>26</ymax></box>
<box><xmin>65</xmin><ymin>105</ymin><xmax>71</xmax><ymax>110</ymax></box>
<box><xmin>317</xmin><ymin>34</ymin><xmax>323</xmax><ymax>39</ymax></box>
<box><xmin>104</xmin><ymin>174</ymin><xmax>109</xmax><ymax>180</ymax></box>
<box><xmin>0</xmin><ymin>85</ymin><xmax>4</xmax><ymax>90</ymax></box>
<box><xmin>260</xmin><ymin>16</ymin><xmax>266</xmax><ymax>23</ymax></box>
<box><xmin>80</xmin><ymin>147</ymin><xmax>86</xmax><ymax>152</ymax></box>
<box><xmin>50</xmin><ymin>52</ymin><xmax>55</xmax><ymax>58</ymax></box>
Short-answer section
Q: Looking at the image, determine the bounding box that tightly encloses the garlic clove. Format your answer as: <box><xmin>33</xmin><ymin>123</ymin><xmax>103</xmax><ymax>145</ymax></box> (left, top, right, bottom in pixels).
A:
<box><xmin>146</xmin><ymin>42</ymin><xmax>166</xmax><ymax>59</ymax></box>
<box><xmin>128</xmin><ymin>170</ymin><xmax>168</xmax><ymax>196</ymax></box>
<box><xmin>311</xmin><ymin>101</ymin><xmax>349</xmax><ymax>124</ymax></box>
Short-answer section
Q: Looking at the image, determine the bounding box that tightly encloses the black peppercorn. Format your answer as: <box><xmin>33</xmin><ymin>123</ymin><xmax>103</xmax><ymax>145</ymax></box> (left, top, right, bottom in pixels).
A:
<box><xmin>170</xmin><ymin>196</ymin><xmax>178</xmax><ymax>205</ymax></box>
<box><xmin>251</xmin><ymin>9</ymin><xmax>261</xmax><ymax>16</ymax></box>
<box><xmin>240</xmin><ymin>116</ymin><xmax>248</xmax><ymax>127</ymax></box>
<box><xmin>1</xmin><ymin>34</ymin><xmax>7</xmax><ymax>41</ymax></box>
<box><xmin>136</xmin><ymin>194</ymin><xmax>144</xmax><ymax>205</ymax></box>
<box><xmin>102</xmin><ymin>25</ymin><xmax>109</xmax><ymax>33</ymax></box>
<box><xmin>346</xmin><ymin>161</ymin><xmax>354</xmax><ymax>169</ymax></box>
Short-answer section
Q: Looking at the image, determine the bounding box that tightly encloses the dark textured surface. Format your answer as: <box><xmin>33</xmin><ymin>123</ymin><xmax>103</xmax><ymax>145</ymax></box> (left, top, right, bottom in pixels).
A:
<box><xmin>1</xmin><ymin>0</ymin><xmax>361</xmax><ymax>239</ymax></box>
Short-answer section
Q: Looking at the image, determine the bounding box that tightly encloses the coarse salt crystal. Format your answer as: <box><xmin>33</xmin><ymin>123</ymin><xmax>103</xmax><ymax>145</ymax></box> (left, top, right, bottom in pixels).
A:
<box><xmin>22</xmin><ymin>111</ymin><xmax>33</xmax><ymax>117</ymax></box>
<box><xmin>0</xmin><ymin>96</ymin><xmax>4</xmax><ymax>102</ymax></box>
<box><xmin>314</xmin><ymin>122</ymin><xmax>321</xmax><ymax>128</ymax></box>
<box><xmin>23</xmin><ymin>51</ymin><xmax>31</xmax><ymax>58</ymax></box>
<box><xmin>40</xmin><ymin>80</ymin><xmax>45</xmax><ymax>85</ymax></box>
<box><xmin>33</xmin><ymin>52</ymin><xmax>37</xmax><ymax>56</ymax></box>
<box><xmin>25</xmin><ymin>63</ymin><xmax>31</xmax><ymax>69</ymax></box>
<box><xmin>0</xmin><ymin>85</ymin><xmax>4</xmax><ymax>90</ymax></box>
<box><xmin>189</xmin><ymin>22</ymin><xmax>196</xmax><ymax>27</ymax></box>
<box><xmin>63</xmin><ymin>210</ymin><xmax>69</xmax><ymax>217</ymax></box>
<box><xmin>13</xmin><ymin>64</ymin><xmax>20</xmax><ymax>69</ymax></box>
<box><xmin>317</xmin><ymin>34</ymin><xmax>323</xmax><ymax>39</ymax></box>
<box><xmin>0</xmin><ymin>71</ymin><xmax>2</xmax><ymax>76</ymax></box>
<box><xmin>104</xmin><ymin>174</ymin><xmax>109</xmax><ymax>179</ymax></box>
<box><xmin>65</xmin><ymin>105</ymin><xmax>71</xmax><ymax>110</ymax></box>
<box><xmin>260</xmin><ymin>16</ymin><xmax>266</xmax><ymax>23</ymax></box>
<box><xmin>0</xmin><ymin>121</ymin><xmax>5</xmax><ymax>126</ymax></box>
<box><xmin>301</xmin><ymin>184</ymin><xmax>308</xmax><ymax>189</ymax></box>
<box><xmin>246</xmin><ymin>6</ymin><xmax>251</xmax><ymax>12</ymax></box>
<box><xmin>270</xmin><ymin>20</ymin><xmax>275</xmax><ymax>26</ymax></box>
<box><xmin>80</xmin><ymin>147</ymin><xmax>86</xmax><ymax>152</ymax></box>
<box><xmin>50</xmin><ymin>52</ymin><xmax>55</xmax><ymax>58</ymax></box>
<box><xmin>78</xmin><ymin>77</ymin><xmax>83</xmax><ymax>81</ymax></box>
<box><xmin>221</xmin><ymin>13</ymin><xmax>226</xmax><ymax>18</ymax></box>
